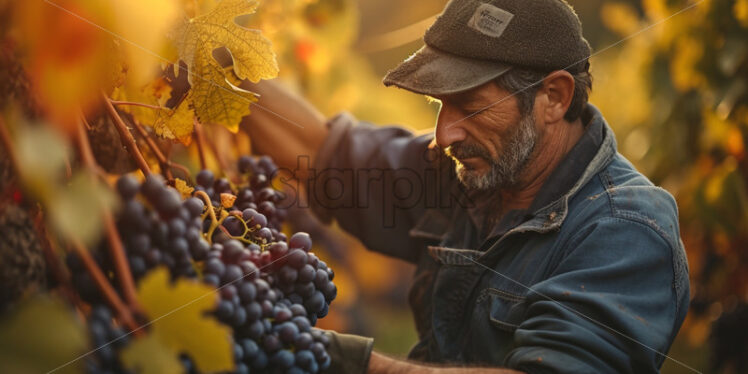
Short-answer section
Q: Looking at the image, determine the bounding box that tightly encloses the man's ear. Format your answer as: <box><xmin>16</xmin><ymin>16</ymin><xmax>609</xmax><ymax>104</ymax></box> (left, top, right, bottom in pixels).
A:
<box><xmin>539</xmin><ymin>70</ymin><xmax>575</xmax><ymax>124</ymax></box>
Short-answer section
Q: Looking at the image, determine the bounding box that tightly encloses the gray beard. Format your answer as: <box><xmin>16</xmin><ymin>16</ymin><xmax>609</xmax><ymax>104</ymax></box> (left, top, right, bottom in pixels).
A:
<box><xmin>448</xmin><ymin>113</ymin><xmax>538</xmax><ymax>191</ymax></box>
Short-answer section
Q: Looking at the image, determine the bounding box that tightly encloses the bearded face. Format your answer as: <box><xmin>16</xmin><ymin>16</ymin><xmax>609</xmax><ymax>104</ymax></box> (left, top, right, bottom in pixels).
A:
<box><xmin>445</xmin><ymin>112</ymin><xmax>538</xmax><ymax>191</ymax></box>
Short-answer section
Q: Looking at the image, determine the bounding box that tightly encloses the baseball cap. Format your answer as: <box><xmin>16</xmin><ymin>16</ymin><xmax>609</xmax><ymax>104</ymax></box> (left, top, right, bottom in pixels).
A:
<box><xmin>383</xmin><ymin>0</ymin><xmax>591</xmax><ymax>96</ymax></box>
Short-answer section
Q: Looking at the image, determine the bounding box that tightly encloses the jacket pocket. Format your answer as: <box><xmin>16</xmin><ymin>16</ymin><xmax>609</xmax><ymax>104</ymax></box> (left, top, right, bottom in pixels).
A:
<box><xmin>480</xmin><ymin>288</ymin><xmax>527</xmax><ymax>333</ymax></box>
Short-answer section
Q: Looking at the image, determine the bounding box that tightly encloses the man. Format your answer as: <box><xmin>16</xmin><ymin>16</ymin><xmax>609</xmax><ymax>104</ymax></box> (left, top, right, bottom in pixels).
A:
<box><xmin>242</xmin><ymin>0</ymin><xmax>690</xmax><ymax>373</ymax></box>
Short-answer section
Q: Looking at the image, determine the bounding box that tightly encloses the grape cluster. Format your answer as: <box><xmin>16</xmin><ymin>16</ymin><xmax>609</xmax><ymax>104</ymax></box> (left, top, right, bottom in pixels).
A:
<box><xmin>83</xmin><ymin>304</ymin><xmax>130</xmax><ymax>374</ymax></box>
<box><xmin>201</xmin><ymin>237</ymin><xmax>334</xmax><ymax>373</ymax></box>
<box><xmin>115</xmin><ymin>175</ymin><xmax>210</xmax><ymax>279</ymax></box>
<box><xmin>64</xmin><ymin>155</ymin><xmax>338</xmax><ymax>374</ymax></box>
<box><xmin>195</xmin><ymin>155</ymin><xmax>286</xmax><ymax>240</ymax></box>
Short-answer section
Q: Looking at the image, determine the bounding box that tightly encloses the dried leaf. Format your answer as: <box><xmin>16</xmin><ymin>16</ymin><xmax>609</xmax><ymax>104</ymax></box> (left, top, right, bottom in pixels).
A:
<box><xmin>136</xmin><ymin>268</ymin><xmax>234</xmax><ymax>373</ymax></box>
<box><xmin>220</xmin><ymin>192</ymin><xmax>237</xmax><ymax>208</ymax></box>
<box><xmin>174</xmin><ymin>178</ymin><xmax>195</xmax><ymax>199</ymax></box>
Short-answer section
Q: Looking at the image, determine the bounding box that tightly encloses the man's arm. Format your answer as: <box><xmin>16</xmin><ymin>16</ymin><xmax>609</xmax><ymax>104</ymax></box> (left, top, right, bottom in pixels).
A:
<box><xmin>368</xmin><ymin>352</ymin><xmax>525</xmax><ymax>374</ymax></box>
<box><xmin>239</xmin><ymin>79</ymin><xmax>328</xmax><ymax>177</ymax></box>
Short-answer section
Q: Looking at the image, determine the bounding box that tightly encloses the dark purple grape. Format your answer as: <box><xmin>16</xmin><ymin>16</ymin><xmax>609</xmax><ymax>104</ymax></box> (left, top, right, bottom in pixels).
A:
<box><xmin>204</xmin><ymin>258</ymin><xmax>225</xmax><ymax>277</ymax></box>
<box><xmin>295</xmin><ymin>332</ymin><xmax>313</xmax><ymax>350</ymax></box>
<box><xmin>295</xmin><ymin>349</ymin><xmax>315</xmax><ymax>370</ymax></box>
<box><xmin>183</xmin><ymin>197</ymin><xmax>204</xmax><ymax>217</ymax></box>
<box><xmin>305</xmin><ymin>291</ymin><xmax>325</xmax><ymax>313</ymax></box>
<box><xmin>292</xmin><ymin>316</ymin><xmax>311</xmax><ymax>332</ymax></box>
<box><xmin>116</xmin><ymin>176</ymin><xmax>140</xmax><ymax>200</ymax></box>
<box><xmin>298</xmin><ymin>264</ymin><xmax>316</xmax><ymax>283</ymax></box>
<box><xmin>276</xmin><ymin>321</ymin><xmax>299</xmax><ymax>344</ymax></box>
<box><xmin>289</xmin><ymin>232</ymin><xmax>312</xmax><ymax>252</ymax></box>
<box><xmin>238</xmin><ymin>282</ymin><xmax>257</xmax><ymax>303</ymax></box>
<box><xmin>238</xmin><ymin>155</ymin><xmax>256</xmax><ymax>174</ymax></box>
<box><xmin>287</xmin><ymin>249</ymin><xmax>308</xmax><ymax>269</ymax></box>
<box><xmin>241</xmin><ymin>339</ymin><xmax>259</xmax><ymax>359</ymax></box>
<box><xmin>222</xmin><ymin>216</ymin><xmax>244</xmax><ymax>237</ymax></box>
<box><xmin>252</xmin><ymin>349</ymin><xmax>268</xmax><ymax>369</ymax></box>
<box><xmin>270</xmin><ymin>349</ymin><xmax>294</xmax><ymax>369</ymax></box>
<box><xmin>168</xmin><ymin>218</ymin><xmax>186</xmax><ymax>238</ymax></box>
<box><xmin>274</xmin><ymin>307</ymin><xmax>293</xmax><ymax>323</ymax></box>
<box><xmin>245</xmin><ymin>302</ymin><xmax>262</xmax><ymax>321</ymax></box>
<box><xmin>279</xmin><ymin>266</ymin><xmax>298</xmax><ymax>283</ymax></box>
<box><xmin>222</xmin><ymin>264</ymin><xmax>243</xmax><ymax>284</ymax></box>
<box><xmin>215</xmin><ymin>300</ymin><xmax>234</xmax><ymax>320</ymax></box>
<box><xmin>196</xmin><ymin>170</ymin><xmax>214</xmax><ymax>188</ymax></box>
<box><xmin>214</xmin><ymin>178</ymin><xmax>231</xmax><ymax>193</ymax></box>
<box><xmin>263</xmin><ymin>334</ymin><xmax>282</xmax><ymax>353</ymax></box>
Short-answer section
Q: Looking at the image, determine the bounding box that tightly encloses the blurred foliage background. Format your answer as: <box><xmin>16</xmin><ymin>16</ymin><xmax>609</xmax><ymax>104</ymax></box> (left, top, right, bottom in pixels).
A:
<box><xmin>1</xmin><ymin>0</ymin><xmax>746</xmax><ymax>372</ymax></box>
<box><xmin>253</xmin><ymin>0</ymin><xmax>748</xmax><ymax>372</ymax></box>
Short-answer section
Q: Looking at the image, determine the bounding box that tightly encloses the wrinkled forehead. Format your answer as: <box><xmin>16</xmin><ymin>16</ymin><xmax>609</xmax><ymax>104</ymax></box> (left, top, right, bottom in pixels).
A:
<box><xmin>429</xmin><ymin>80</ymin><xmax>516</xmax><ymax>107</ymax></box>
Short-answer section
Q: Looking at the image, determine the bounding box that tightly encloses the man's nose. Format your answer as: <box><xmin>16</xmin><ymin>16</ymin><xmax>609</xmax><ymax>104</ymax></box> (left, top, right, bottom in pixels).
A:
<box><xmin>435</xmin><ymin>106</ymin><xmax>467</xmax><ymax>149</ymax></box>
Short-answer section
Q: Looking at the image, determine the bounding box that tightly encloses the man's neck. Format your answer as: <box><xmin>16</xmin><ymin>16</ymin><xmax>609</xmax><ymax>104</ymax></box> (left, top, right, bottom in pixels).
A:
<box><xmin>498</xmin><ymin>118</ymin><xmax>585</xmax><ymax>215</ymax></box>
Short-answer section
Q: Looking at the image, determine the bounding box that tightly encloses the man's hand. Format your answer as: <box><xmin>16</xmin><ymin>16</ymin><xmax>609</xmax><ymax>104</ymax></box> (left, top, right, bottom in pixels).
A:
<box><xmin>368</xmin><ymin>351</ymin><xmax>526</xmax><ymax>374</ymax></box>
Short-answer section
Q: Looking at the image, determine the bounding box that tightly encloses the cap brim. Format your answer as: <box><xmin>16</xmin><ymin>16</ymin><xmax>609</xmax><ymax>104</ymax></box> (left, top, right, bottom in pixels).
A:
<box><xmin>383</xmin><ymin>45</ymin><xmax>512</xmax><ymax>96</ymax></box>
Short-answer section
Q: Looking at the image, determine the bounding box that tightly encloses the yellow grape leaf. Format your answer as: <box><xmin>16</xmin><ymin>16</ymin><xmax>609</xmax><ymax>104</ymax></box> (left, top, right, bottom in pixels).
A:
<box><xmin>121</xmin><ymin>334</ymin><xmax>182</xmax><ymax>374</ymax></box>
<box><xmin>189</xmin><ymin>51</ymin><xmax>258</xmax><ymax>132</ymax></box>
<box><xmin>154</xmin><ymin>97</ymin><xmax>196</xmax><ymax>145</ymax></box>
<box><xmin>174</xmin><ymin>178</ymin><xmax>195</xmax><ymax>199</ymax></box>
<box><xmin>0</xmin><ymin>295</ymin><xmax>87</xmax><ymax>374</ymax></box>
<box><xmin>172</xmin><ymin>0</ymin><xmax>278</xmax><ymax>83</ymax></box>
<box><xmin>112</xmin><ymin>77</ymin><xmax>174</xmax><ymax>128</ymax></box>
<box><xmin>137</xmin><ymin>268</ymin><xmax>234</xmax><ymax>373</ymax></box>
<box><xmin>112</xmin><ymin>78</ymin><xmax>196</xmax><ymax>145</ymax></box>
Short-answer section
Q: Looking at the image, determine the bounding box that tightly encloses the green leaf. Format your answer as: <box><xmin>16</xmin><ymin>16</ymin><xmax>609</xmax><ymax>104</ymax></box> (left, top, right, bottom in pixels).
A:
<box><xmin>136</xmin><ymin>268</ymin><xmax>234</xmax><ymax>373</ymax></box>
<box><xmin>121</xmin><ymin>334</ymin><xmax>182</xmax><ymax>374</ymax></box>
<box><xmin>48</xmin><ymin>171</ymin><xmax>117</xmax><ymax>246</ymax></box>
<box><xmin>0</xmin><ymin>295</ymin><xmax>88</xmax><ymax>374</ymax></box>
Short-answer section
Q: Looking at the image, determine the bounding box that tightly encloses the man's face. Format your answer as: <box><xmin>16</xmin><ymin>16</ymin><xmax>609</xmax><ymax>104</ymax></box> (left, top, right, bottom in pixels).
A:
<box><xmin>433</xmin><ymin>81</ymin><xmax>538</xmax><ymax>191</ymax></box>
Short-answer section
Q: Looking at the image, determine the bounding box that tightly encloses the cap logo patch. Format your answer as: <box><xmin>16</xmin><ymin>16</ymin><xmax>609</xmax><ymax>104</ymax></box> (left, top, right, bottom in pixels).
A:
<box><xmin>467</xmin><ymin>3</ymin><xmax>514</xmax><ymax>38</ymax></box>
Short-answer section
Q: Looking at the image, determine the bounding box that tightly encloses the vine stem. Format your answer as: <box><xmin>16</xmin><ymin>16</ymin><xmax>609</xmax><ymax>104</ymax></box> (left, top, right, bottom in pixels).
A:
<box><xmin>101</xmin><ymin>92</ymin><xmax>152</xmax><ymax>176</ymax></box>
<box><xmin>126</xmin><ymin>115</ymin><xmax>193</xmax><ymax>184</ymax></box>
<box><xmin>194</xmin><ymin>190</ymin><xmax>220</xmax><ymax>243</ymax></box>
<box><xmin>76</xmin><ymin>117</ymin><xmax>142</xmax><ymax>314</ymax></box>
<box><xmin>70</xmin><ymin>240</ymin><xmax>141</xmax><ymax>335</ymax></box>
<box><xmin>109</xmin><ymin>100</ymin><xmax>167</xmax><ymax>111</ymax></box>
<box><xmin>32</xmin><ymin>207</ymin><xmax>80</xmax><ymax>306</ymax></box>
<box><xmin>193</xmin><ymin>117</ymin><xmax>207</xmax><ymax>170</ymax></box>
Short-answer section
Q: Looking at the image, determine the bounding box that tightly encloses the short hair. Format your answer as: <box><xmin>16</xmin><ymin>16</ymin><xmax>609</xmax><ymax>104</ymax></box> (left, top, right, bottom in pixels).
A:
<box><xmin>494</xmin><ymin>66</ymin><xmax>592</xmax><ymax>122</ymax></box>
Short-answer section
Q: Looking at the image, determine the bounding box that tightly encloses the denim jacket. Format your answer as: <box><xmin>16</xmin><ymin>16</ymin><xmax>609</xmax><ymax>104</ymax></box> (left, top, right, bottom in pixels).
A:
<box><xmin>309</xmin><ymin>104</ymin><xmax>690</xmax><ymax>373</ymax></box>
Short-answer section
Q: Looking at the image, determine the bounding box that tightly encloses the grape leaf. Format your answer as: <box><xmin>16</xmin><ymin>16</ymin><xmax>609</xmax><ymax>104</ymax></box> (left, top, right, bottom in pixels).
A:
<box><xmin>0</xmin><ymin>295</ymin><xmax>87</xmax><ymax>374</ymax></box>
<box><xmin>121</xmin><ymin>334</ymin><xmax>182</xmax><ymax>374</ymax></box>
<box><xmin>154</xmin><ymin>96</ymin><xmax>196</xmax><ymax>145</ymax></box>
<box><xmin>172</xmin><ymin>0</ymin><xmax>277</xmax><ymax>84</ymax></box>
<box><xmin>111</xmin><ymin>77</ymin><xmax>173</xmax><ymax>129</ymax></box>
<box><xmin>171</xmin><ymin>0</ymin><xmax>277</xmax><ymax>131</ymax></box>
<box><xmin>136</xmin><ymin>268</ymin><xmax>234</xmax><ymax>373</ymax></box>
<box><xmin>189</xmin><ymin>49</ymin><xmax>259</xmax><ymax>132</ymax></box>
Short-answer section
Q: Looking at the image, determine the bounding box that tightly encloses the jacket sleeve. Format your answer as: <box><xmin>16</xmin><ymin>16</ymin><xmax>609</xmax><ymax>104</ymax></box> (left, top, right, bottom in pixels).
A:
<box><xmin>307</xmin><ymin>113</ymin><xmax>445</xmax><ymax>263</ymax></box>
<box><xmin>504</xmin><ymin>217</ymin><xmax>690</xmax><ymax>374</ymax></box>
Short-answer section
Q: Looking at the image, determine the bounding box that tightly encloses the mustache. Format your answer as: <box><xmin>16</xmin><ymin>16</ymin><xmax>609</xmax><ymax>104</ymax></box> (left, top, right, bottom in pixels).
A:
<box><xmin>444</xmin><ymin>142</ymin><xmax>492</xmax><ymax>161</ymax></box>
